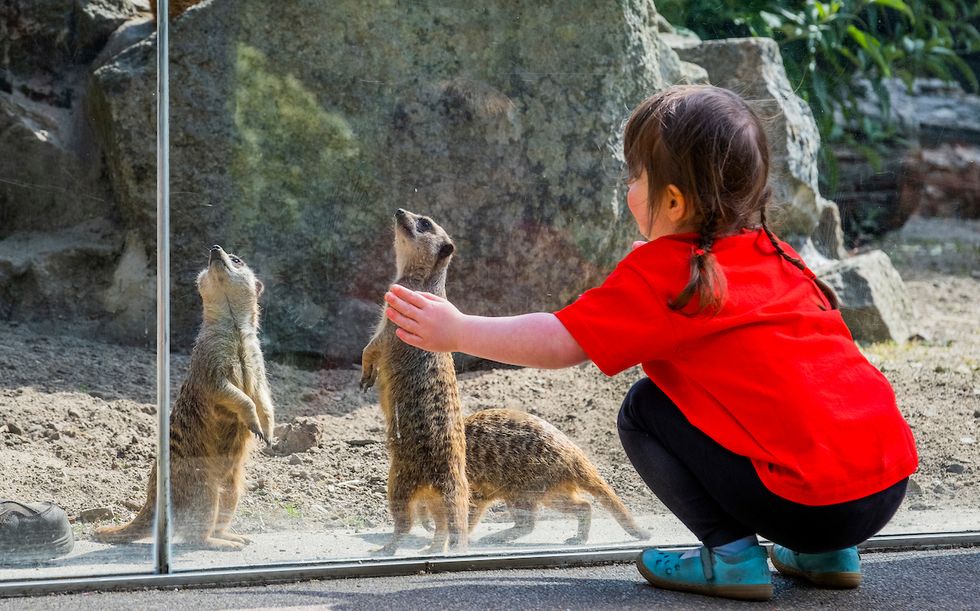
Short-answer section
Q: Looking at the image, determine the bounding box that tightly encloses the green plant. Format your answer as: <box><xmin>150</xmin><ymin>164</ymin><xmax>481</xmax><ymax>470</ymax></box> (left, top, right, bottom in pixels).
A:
<box><xmin>659</xmin><ymin>0</ymin><xmax>980</xmax><ymax>185</ymax></box>
<box><xmin>281</xmin><ymin>502</ymin><xmax>302</xmax><ymax>519</ymax></box>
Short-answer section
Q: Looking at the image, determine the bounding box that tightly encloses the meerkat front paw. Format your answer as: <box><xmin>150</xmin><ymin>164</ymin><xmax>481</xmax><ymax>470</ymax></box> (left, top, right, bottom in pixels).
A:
<box><xmin>261</xmin><ymin>413</ymin><xmax>275</xmax><ymax>442</ymax></box>
<box><xmin>249</xmin><ymin>423</ymin><xmax>271</xmax><ymax>446</ymax></box>
<box><xmin>360</xmin><ymin>364</ymin><xmax>377</xmax><ymax>391</ymax></box>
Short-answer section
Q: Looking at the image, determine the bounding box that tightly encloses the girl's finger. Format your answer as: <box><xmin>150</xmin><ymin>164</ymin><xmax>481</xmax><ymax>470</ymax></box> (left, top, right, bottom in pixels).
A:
<box><xmin>418</xmin><ymin>292</ymin><xmax>446</xmax><ymax>303</ymax></box>
<box><xmin>385</xmin><ymin>304</ymin><xmax>420</xmax><ymax>333</ymax></box>
<box><xmin>385</xmin><ymin>291</ymin><xmax>422</xmax><ymax>318</ymax></box>
<box><xmin>389</xmin><ymin>284</ymin><xmax>429</xmax><ymax>308</ymax></box>
<box><xmin>395</xmin><ymin>327</ymin><xmax>425</xmax><ymax>348</ymax></box>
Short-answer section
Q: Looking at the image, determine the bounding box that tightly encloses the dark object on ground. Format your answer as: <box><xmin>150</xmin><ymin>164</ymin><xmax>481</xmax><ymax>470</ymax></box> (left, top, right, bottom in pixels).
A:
<box><xmin>0</xmin><ymin>500</ymin><xmax>74</xmax><ymax>564</ymax></box>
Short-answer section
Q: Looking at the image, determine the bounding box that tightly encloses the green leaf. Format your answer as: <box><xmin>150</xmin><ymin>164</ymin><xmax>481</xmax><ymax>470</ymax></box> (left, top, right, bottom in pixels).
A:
<box><xmin>759</xmin><ymin>10</ymin><xmax>784</xmax><ymax>30</ymax></box>
<box><xmin>944</xmin><ymin>53</ymin><xmax>980</xmax><ymax>91</ymax></box>
<box><xmin>848</xmin><ymin>25</ymin><xmax>892</xmax><ymax>77</ymax></box>
<box><xmin>778</xmin><ymin>7</ymin><xmax>807</xmax><ymax>26</ymax></box>
<box><xmin>868</xmin><ymin>0</ymin><xmax>915</xmax><ymax>22</ymax></box>
<box><xmin>838</xmin><ymin>46</ymin><xmax>863</xmax><ymax>68</ymax></box>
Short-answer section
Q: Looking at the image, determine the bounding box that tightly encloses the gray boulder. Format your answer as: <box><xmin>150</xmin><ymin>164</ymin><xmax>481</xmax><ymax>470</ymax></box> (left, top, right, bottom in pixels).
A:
<box><xmin>0</xmin><ymin>0</ymin><xmax>151</xmax><ymax>344</ymax></box>
<box><xmin>674</xmin><ymin>37</ymin><xmax>846</xmax><ymax>259</ymax></box>
<box><xmin>0</xmin><ymin>93</ymin><xmax>113</xmax><ymax>236</ymax></box>
<box><xmin>0</xmin><ymin>2</ymin><xmax>140</xmax><ymax>237</ymax></box>
<box><xmin>0</xmin><ymin>0</ymin><xmax>140</xmax><ymax>92</ymax></box>
<box><xmin>817</xmin><ymin>250</ymin><xmax>915</xmax><ymax>344</ymax></box>
<box><xmin>0</xmin><ymin>219</ymin><xmax>123</xmax><ymax>331</ymax></box>
<box><xmin>89</xmin><ymin>0</ymin><xmax>695</xmax><ymax>363</ymax></box>
<box><xmin>853</xmin><ymin>78</ymin><xmax>980</xmax><ymax>147</ymax></box>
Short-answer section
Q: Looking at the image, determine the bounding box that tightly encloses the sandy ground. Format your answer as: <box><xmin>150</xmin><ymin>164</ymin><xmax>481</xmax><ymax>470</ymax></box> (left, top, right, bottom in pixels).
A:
<box><xmin>0</xmin><ymin>217</ymin><xmax>977</xmax><ymax>546</ymax></box>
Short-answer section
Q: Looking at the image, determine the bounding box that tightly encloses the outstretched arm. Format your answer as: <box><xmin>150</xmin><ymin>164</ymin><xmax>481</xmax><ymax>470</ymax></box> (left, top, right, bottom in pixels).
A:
<box><xmin>384</xmin><ymin>284</ymin><xmax>588</xmax><ymax>369</ymax></box>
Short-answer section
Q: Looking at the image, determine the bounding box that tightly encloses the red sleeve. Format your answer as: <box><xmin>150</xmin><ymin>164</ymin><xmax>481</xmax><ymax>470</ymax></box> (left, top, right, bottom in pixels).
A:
<box><xmin>554</xmin><ymin>263</ymin><xmax>678</xmax><ymax>376</ymax></box>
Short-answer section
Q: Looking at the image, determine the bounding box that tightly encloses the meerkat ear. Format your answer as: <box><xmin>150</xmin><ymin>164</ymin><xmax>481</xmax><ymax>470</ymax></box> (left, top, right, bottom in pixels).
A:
<box><xmin>438</xmin><ymin>242</ymin><xmax>455</xmax><ymax>259</ymax></box>
<box><xmin>255</xmin><ymin>279</ymin><xmax>264</xmax><ymax>297</ymax></box>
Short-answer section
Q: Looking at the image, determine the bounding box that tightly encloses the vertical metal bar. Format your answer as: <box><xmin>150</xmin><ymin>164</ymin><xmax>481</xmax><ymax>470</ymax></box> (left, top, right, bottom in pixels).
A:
<box><xmin>154</xmin><ymin>0</ymin><xmax>172</xmax><ymax>576</ymax></box>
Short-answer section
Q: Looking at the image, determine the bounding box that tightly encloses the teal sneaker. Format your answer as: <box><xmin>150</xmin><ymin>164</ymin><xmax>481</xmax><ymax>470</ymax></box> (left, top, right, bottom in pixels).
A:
<box><xmin>770</xmin><ymin>544</ymin><xmax>861</xmax><ymax>588</ymax></box>
<box><xmin>636</xmin><ymin>545</ymin><xmax>773</xmax><ymax>601</ymax></box>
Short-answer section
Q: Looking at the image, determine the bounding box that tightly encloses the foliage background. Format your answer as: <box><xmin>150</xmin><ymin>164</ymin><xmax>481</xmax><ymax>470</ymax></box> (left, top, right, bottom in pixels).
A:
<box><xmin>658</xmin><ymin>0</ymin><xmax>980</xmax><ymax>186</ymax></box>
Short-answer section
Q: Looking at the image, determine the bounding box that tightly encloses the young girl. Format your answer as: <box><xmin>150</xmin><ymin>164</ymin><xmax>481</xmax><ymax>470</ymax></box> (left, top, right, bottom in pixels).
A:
<box><xmin>382</xmin><ymin>84</ymin><xmax>917</xmax><ymax>602</ymax></box>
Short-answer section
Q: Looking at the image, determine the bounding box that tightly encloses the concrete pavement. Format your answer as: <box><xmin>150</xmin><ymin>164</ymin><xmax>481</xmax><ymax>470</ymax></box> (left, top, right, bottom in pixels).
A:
<box><xmin>1</xmin><ymin>546</ymin><xmax>978</xmax><ymax>610</ymax></box>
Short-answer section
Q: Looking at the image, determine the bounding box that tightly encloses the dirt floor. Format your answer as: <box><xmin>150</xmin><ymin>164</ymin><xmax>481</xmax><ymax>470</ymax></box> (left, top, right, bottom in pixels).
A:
<box><xmin>0</xmin><ymin>216</ymin><xmax>977</xmax><ymax>542</ymax></box>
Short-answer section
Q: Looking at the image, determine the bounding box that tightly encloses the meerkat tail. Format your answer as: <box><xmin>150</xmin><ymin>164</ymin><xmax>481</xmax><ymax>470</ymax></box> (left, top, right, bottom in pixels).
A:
<box><xmin>92</xmin><ymin>469</ymin><xmax>158</xmax><ymax>543</ymax></box>
<box><xmin>580</xmin><ymin>469</ymin><xmax>650</xmax><ymax>540</ymax></box>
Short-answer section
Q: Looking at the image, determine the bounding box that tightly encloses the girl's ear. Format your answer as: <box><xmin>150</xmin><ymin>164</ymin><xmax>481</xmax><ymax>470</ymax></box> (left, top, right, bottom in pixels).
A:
<box><xmin>664</xmin><ymin>184</ymin><xmax>688</xmax><ymax>223</ymax></box>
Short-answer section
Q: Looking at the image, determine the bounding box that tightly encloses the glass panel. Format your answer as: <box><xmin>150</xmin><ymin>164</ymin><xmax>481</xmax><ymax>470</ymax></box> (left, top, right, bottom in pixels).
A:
<box><xmin>867</xmin><ymin>218</ymin><xmax>980</xmax><ymax>536</ymax></box>
<box><xmin>655</xmin><ymin>1</ymin><xmax>980</xmax><ymax>538</ymax></box>
<box><xmin>5</xmin><ymin>0</ymin><xmax>968</xmax><ymax>584</ymax></box>
<box><xmin>165</xmin><ymin>1</ymin><xmax>976</xmax><ymax>572</ymax></box>
<box><xmin>151</xmin><ymin>1</ymin><xmax>689</xmax><ymax>571</ymax></box>
<box><xmin>0</xmin><ymin>2</ymin><xmax>157</xmax><ymax>578</ymax></box>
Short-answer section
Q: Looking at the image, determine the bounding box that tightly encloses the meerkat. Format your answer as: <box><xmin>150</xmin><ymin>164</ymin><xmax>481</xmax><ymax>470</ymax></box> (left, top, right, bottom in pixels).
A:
<box><xmin>94</xmin><ymin>245</ymin><xmax>274</xmax><ymax>550</ymax></box>
<box><xmin>360</xmin><ymin>208</ymin><xmax>469</xmax><ymax>555</ymax></box>
<box><xmin>454</xmin><ymin>408</ymin><xmax>650</xmax><ymax>545</ymax></box>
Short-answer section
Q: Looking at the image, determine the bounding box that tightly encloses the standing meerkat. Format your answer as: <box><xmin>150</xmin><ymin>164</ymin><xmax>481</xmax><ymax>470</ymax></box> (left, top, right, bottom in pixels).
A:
<box><xmin>95</xmin><ymin>245</ymin><xmax>274</xmax><ymax>550</ymax></box>
<box><xmin>461</xmin><ymin>408</ymin><xmax>650</xmax><ymax>545</ymax></box>
<box><xmin>361</xmin><ymin>209</ymin><xmax>469</xmax><ymax>555</ymax></box>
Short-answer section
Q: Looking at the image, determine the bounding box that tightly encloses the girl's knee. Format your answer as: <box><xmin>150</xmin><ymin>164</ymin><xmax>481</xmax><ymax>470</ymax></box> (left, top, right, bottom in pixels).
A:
<box><xmin>618</xmin><ymin>378</ymin><xmax>659</xmax><ymax>432</ymax></box>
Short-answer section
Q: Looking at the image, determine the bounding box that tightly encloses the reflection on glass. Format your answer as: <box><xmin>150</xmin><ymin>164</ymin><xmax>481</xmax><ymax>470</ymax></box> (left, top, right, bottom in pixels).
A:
<box><xmin>2</xmin><ymin>0</ymin><xmax>976</xmax><ymax>585</ymax></box>
<box><xmin>153</xmin><ymin>1</ymin><xmax>694</xmax><ymax>569</ymax></box>
<box><xmin>172</xmin><ymin>1</ymin><xmax>978</xmax><ymax>569</ymax></box>
<box><xmin>0</xmin><ymin>1</ymin><xmax>156</xmax><ymax>578</ymax></box>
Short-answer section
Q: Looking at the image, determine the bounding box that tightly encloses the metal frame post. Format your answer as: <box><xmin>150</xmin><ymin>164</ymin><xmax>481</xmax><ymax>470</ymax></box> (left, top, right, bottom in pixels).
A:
<box><xmin>154</xmin><ymin>0</ymin><xmax>172</xmax><ymax>576</ymax></box>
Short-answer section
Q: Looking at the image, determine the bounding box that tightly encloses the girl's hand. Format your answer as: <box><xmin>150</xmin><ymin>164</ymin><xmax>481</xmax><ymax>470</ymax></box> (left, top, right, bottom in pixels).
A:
<box><xmin>384</xmin><ymin>284</ymin><xmax>464</xmax><ymax>353</ymax></box>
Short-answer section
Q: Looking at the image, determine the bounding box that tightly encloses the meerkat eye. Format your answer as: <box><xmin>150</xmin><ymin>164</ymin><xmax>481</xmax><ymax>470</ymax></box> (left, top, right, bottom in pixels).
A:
<box><xmin>230</xmin><ymin>256</ymin><xmax>242</xmax><ymax>265</ymax></box>
<box><xmin>417</xmin><ymin>218</ymin><xmax>432</xmax><ymax>232</ymax></box>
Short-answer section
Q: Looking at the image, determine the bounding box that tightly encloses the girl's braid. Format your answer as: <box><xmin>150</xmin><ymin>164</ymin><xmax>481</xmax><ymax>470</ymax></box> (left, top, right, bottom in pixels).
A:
<box><xmin>760</xmin><ymin>207</ymin><xmax>806</xmax><ymax>269</ymax></box>
<box><xmin>760</xmin><ymin>207</ymin><xmax>841</xmax><ymax>310</ymax></box>
<box><xmin>670</xmin><ymin>205</ymin><xmax>727</xmax><ymax>314</ymax></box>
<box><xmin>697</xmin><ymin>211</ymin><xmax>717</xmax><ymax>255</ymax></box>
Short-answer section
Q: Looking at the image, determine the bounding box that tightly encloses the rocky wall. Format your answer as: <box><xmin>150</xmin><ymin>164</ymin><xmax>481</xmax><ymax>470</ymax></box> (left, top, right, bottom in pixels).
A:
<box><xmin>0</xmin><ymin>0</ymin><xmax>915</xmax><ymax>359</ymax></box>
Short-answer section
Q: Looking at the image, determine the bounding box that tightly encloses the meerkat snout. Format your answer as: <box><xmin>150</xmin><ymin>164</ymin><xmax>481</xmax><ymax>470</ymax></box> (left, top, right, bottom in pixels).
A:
<box><xmin>392</xmin><ymin>209</ymin><xmax>455</xmax><ymax>281</ymax></box>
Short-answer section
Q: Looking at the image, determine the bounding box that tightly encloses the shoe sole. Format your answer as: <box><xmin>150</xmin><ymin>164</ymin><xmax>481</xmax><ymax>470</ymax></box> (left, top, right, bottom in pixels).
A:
<box><xmin>635</xmin><ymin>553</ymin><xmax>773</xmax><ymax>602</ymax></box>
<box><xmin>0</xmin><ymin>530</ymin><xmax>74</xmax><ymax>565</ymax></box>
<box><xmin>769</xmin><ymin>548</ymin><xmax>861</xmax><ymax>589</ymax></box>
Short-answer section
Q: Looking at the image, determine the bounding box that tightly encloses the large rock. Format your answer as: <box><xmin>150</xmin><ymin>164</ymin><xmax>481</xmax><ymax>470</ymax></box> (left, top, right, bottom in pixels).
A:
<box><xmin>831</xmin><ymin>143</ymin><xmax>907</xmax><ymax>244</ymax></box>
<box><xmin>834</xmin><ymin>79</ymin><xmax>980</xmax><ymax>243</ymax></box>
<box><xmin>0</xmin><ymin>1</ymin><xmax>129</xmax><ymax>237</ymax></box>
<box><xmin>89</xmin><ymin>0</ymin><xmax>695</xmax><ymax>363</ymax></box>
<box><xmin>816</xmin><ymin>250</ymin><xmax>914</xmax><ymax>343</ymax></box>
<box><xmin>853</xmin><ymin>78</ymin><xmax>980</xmax><ymax>147</ymax></box>
<box><xmin>900</xmin><ymin>144</ymin><xmax>980</xmax><ymax>221</ymax></box>
<box><xmin>674</xmin><ymin>38</ymin><xmax>846</xmax><ymax>259</ymax></box>
<box><xmin>0</xmin><ymin>1</ymin><xmax>152</xmax><ymax>344</ymax></box>
<box><xmin>0</xmin><ymin>219</ymin><xmax>124</xmax><ymax>330</ymax></box>
<box><xmin>0</xmin><ymin>0</ymin><xmax>141</xmax><ymax>102</ymax></box>
<box><xmin>0</xmin><ymin>93</ymin><xmax>114</xmax><ymax>236</ymax></box>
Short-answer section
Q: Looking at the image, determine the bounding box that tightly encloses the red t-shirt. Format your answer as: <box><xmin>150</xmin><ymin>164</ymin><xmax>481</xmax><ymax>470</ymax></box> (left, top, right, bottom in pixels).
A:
<box><xmin>554</xmin><ymin>228</ymin><xmax>918</xmax><ymax>506</ymax></box>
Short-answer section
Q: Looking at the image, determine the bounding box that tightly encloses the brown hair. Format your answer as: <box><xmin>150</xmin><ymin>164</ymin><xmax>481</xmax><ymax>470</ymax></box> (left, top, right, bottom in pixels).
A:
<box><xmin>623</xmin><ymin>85</ymin><xmax>839</xmax><ymax>314</ymax></box>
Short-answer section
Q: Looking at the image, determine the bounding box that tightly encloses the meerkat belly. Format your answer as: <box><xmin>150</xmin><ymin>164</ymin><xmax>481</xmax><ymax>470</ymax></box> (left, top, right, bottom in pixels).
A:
<box><xmin>380</xmin><ymin>366</ymin><xmax>465</xmax><ymax>477</ymax></box>
<box><xmin>237</xmin><ymin>339</ymin><xmax>265</xmax><ymax>397</ymax></box>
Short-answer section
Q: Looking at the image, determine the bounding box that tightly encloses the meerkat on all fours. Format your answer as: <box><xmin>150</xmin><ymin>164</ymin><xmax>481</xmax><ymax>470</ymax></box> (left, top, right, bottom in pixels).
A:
<box><xmin>460</xmin><ymin>408</ymin><xmax>650</xmax><ymax>545</ymax></box>
<box><xmin>361</xmin><ymin>209</ymin><xmax>469</xmax><ymax>555</ymax></box>
<box><xmin>94</xmin><ymin>245</ymin><xmax>274</xmax><ymax>550</ymax></box>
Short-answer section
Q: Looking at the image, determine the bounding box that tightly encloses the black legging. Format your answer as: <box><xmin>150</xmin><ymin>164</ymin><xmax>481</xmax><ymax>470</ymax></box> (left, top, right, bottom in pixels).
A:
<box><xmin>617</xmin><ymin>377</ymin><xmax>908</xmax><ymax>553</ymax></box>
